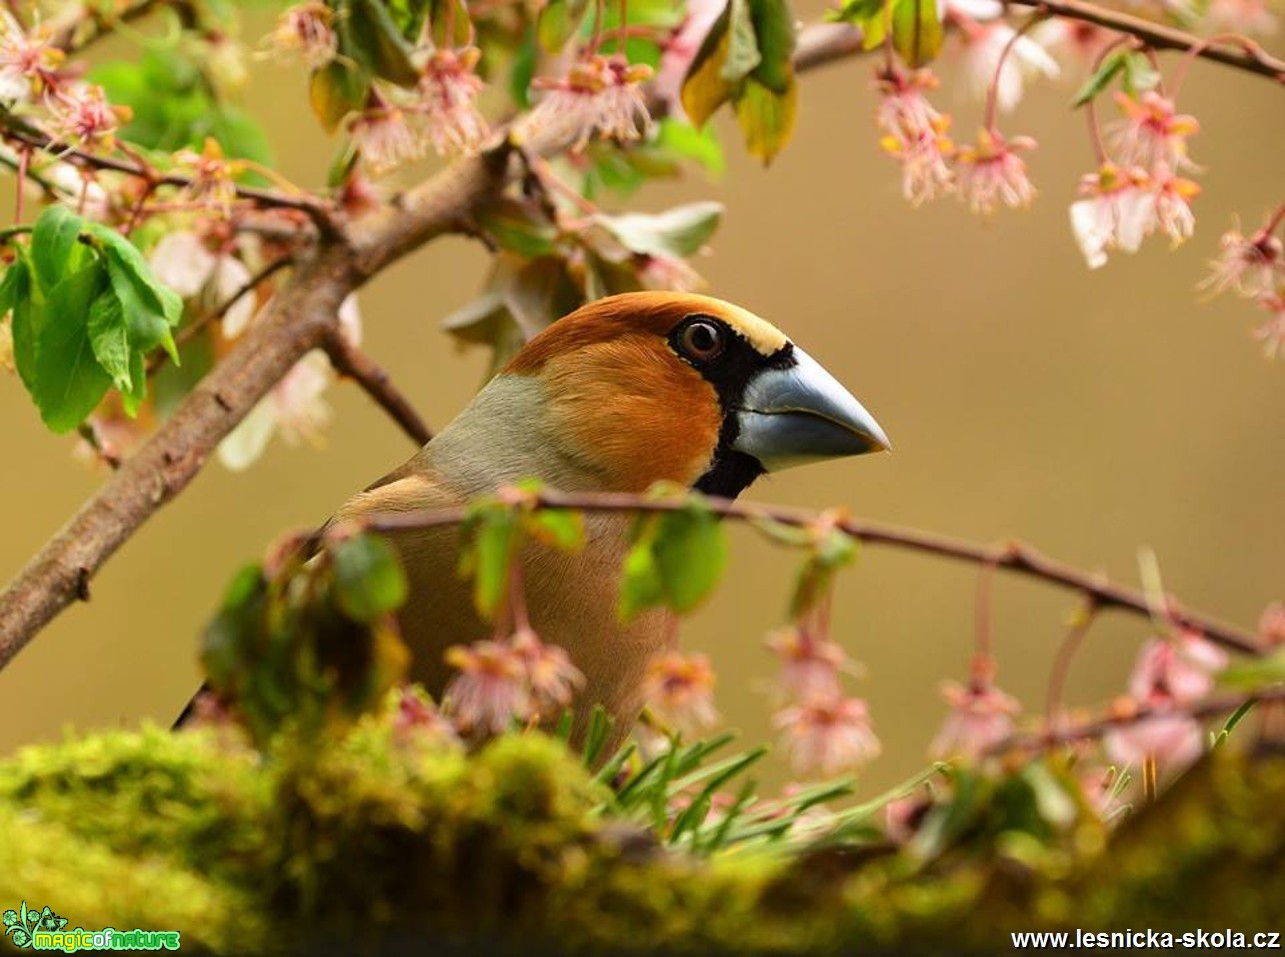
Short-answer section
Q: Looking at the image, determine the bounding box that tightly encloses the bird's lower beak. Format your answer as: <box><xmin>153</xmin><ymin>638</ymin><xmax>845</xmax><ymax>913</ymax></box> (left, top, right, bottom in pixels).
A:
<box><xmin>732</xmin><ymin>346</ymin><xmax>890</xmax><ymax>472</ymax></box>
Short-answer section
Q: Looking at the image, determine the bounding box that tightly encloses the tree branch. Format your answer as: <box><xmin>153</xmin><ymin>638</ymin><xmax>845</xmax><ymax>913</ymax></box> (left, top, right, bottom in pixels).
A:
<box><xmin>1006</xmin><ymin>0</ymin><xmax>1285</xmax><ymax>83</ymax></box>
<box><xmin>323</xmin><ymin>332</ymin><xmax>433</xmax><ymax>447</ymax></box>
<box><xmin>353</xmin><ymin>488</ymin><xmax>1266</xmax><ymax>656</ymax></box>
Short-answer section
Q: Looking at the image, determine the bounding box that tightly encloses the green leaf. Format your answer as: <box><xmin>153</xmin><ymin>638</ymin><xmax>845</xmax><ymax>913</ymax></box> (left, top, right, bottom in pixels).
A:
<box><xmin>30</xmin><ymin>205</ymin><xmax>88</xmax><ymax>297</ymax></box>
<box><xmin>721</xmin><ymin>0</ymin><xmax>762</xmax><ymax>83</ymax></box>
<box><xmin>1218</xmin><ymin>650</ymin><xmax>1285</xmax><ymax>691</ymax></box>
<box><xmin>459</xmin><ymin>505</ymin><xmax>521</xmax><ymax>619</ymax></box>
<box><xmin>348</xmin><ymin>0</ymin><xmax>421</xmax><ymax>86</ymax></box>
<box><xmin>747</xmin><ymin>0</ymin><xmax>795</xmax><ymax>94</ymax></box>
<box><xmin>477</xmin><ymin>198</ymin><xmax>560</xmax><ymax>258</ymax></box>
<box><xmin>28</xmin><ymin>263</ymin><xmax>112</xmax><ymax>433</ymax></box>
<box><xmin>596</xmin><ymin>201</ymin><xmax>724</xmax><ymax>259</ymax></box>
<box><xmin>538</xmin><ymin>0</ymin><xmax>591</xmax><ymax>53</ymax></box>
<box><xmin>527</xmin><ymin>509</ymin><xmax>585</xmax><ymax>551</ymax></box>
<box><xmin>510</xmin><ymin>26</ymin><xmax>540</xmax><ymax>109</ymax></box>
<box><xmin>1121</xmin><ymin>51</ymin><xmax>1161</xmax><ymax>96</ymax></box>
<box><xmin>1072</xmin><ymin>49</ymin><xmax>1127</xmax><ymax>107</ymax></box>
<box><xmin>331</xmin><ymin>533</ymin><xmax>409</xmax><ymax>622</ymax></box>
<box><xmin>653</xmin><ymin>507</ymin><xmax>727</xmax><ymax>613</ymax></box>
<box><xmin>87</xmin><ymin>290</ymin><xmax>132</xmax><ymax>391</ymax></box>
<box><xmin>681</xmin><ymin>2</ymin><xmax>734</xmax><ymax>127</ymax></box>
<box><xmin>654</xmin><ymin>118</ymin><xmax>725</xmax><ymax>176</ymax></box>
<box><xmin>429</xmin><ymin>0</ymin><xmax>471</xmax><ymax>47</ymax></box>
<box><xmin>310</xmin><ymin>60</ymin><xmax>371</xmax><ymax>133</ymax></box>
<box><xmin>735</xmin><ymin>75</ymin><xmax>797</xmax><ymax>164</ymax></box>
<box><xmin>891</xmin><ymin>0</ymin><xmax>943</xmax><ymax>69</ymax></box>
<box><xmin>620</xmin><ymin>532</ymin><xmax>666</xmax><ymax>620</ymax></box>
<box><xmin>387</xmin><ymin>0</ymin><xmax>431</xmax><ymax>40</ymax></box>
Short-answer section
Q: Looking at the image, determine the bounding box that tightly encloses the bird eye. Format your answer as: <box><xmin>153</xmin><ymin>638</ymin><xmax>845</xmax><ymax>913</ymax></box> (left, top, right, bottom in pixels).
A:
<box><xmin>677</xmin><ymin>319</ymin><xmax>724</xmax><ymax>362</ymax></box>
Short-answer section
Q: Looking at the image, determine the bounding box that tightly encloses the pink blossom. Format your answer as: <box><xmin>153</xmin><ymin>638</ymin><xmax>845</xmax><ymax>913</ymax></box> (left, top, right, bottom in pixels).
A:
<box><xmin>174</xmin><ymin>139</ymin><xmax>241</xmax><ymax>214</ymax></box>
<box><xmin>1202</xmin><ymin>225</ymin><xmax>1282</xmax><ymax>298</ymax></box>
<box><xmin>1253</xmin><ymin>292</ymin><xmax>1285</xmax><ymax>359</ymax></box>
<box><xmin>217</xmin><ymin>295</ymin><xmax>361</xmax><ymax>469</ymax></box>
<box><xmin>267</xmin><ymin>1</ymin><xmax>337</xmax><ymax>69</ymax></box>
<box><xmin>874</xmin><ymin>68</ymin><xmax>955</xmax><ymax>206</ymax></box>
<box><xmin>654</xmin><ymin>0</ymin><xmax>725</xmax><ymax>119</ymax></box>
<box><xmin>349</xmin><ymin>104</ymin><xmax>425</xmax><ymax>174</ymax></box>
<box><xmin>929</xmin><ymin>679</ymin><xmax>1021</xmax><ymax>760</ymax></box>
<box><xmin>0</xmin><ymin>12</ymin><xmax>63</xmax><ymax>105</ymax></box>
<box><xmin>510</xmin><ymin>626</ymin><xmax>584</xmax><ymax>717</ymax></box>
<box><xmin>1068</xmin><ymin>163</ymin><xmax>1155</xmax><ymax>269</ymax></box>
<box><xmin>1110</xmin><ymin>91</ymin><xmax>1200</xmax><ymax>174</ymax></box>
<box><xmin>527</xmin><ymin>54</ymin><xmax>653</xmax><ymax>152</ymax></box>
<box><xmin>148</xmin><ymin>230</ymin><xmax>220</xmax><ymax>299</ymax></box>
<box><xmin>642</xmin><ymin>650</ymin><xmax>720</xmax><ymax>738</ymax></box>
<box><xmin>955</xmin><ymin>127</ymin><xmax>1037</xmax><ymax>215</ymax></box>
<box><xmin>1150</xmin><ymin>169</ymin><xmax>1200</xmax><ymax>247</ymax></box>
<box><xmin>1127</xmin><ymin>632</ymin><xmax>1227</xmax><ymax>705</ymax></box>
<box><xmin>417</xmin><ymin>48</ymin><xmax>489</xmax><ymax>157</ymax></box>
<box><xmin>443</xmin><ymin>639</ymin><xmax>532</xmax><ymax>735</ymax></box>
<box><xmin>774</xmin><ymin>695</ymin><xmax>881</xmax><ymax>778</ymax></box>
<box><xmin>1103</xmin><ymin>711</ymin><xmax>1203</xmax><ymax>772</ymax></box>
<box><xmin>764</xmin><ymin>626</ymin><xmax>850</xmax><ymax>701</ymax></box>
<box><xmin>1205</xmin><ymin>0</ymin><xmax>1279</xmax><ymax>35</ymax></box>
<box><xmin>51</xmin><ymin>84</ymin><xmax>123</xmax><ymax>151</ymax></box>
<box><xmin>956</xmin><ymin>20</ymin><xmax>1059</xmax><ymax>113</ymax></box>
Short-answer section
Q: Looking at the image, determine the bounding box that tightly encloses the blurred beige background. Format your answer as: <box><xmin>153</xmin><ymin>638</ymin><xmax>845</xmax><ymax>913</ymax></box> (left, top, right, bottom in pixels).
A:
<box><xmin>0</xmin><ymin>7</ymin><xmax>1281</xmax><ymax>793</ymax></box>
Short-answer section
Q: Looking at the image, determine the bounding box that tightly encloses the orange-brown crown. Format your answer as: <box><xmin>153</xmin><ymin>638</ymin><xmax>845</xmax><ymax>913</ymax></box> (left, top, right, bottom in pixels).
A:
<box><xmin>502</xmin><ymin>293</ymin><xmax>788</xmax><ymax>491</ymax></box>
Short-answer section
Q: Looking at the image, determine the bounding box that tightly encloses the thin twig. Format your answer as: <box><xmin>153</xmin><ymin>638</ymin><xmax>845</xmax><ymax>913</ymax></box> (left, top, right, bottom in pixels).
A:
<box><xmin>76</xmin><ymin>423</ymin><xmax>122</xmax><ymax>470</ymax></box>
<box><xmin>356</xmin><ymin>488</ymin><xmax>1265</xmax><ymax>656</ymax></box>
<box><xmin>322</xmin><ymin>332</ymin><xmax>433</xmax><ymax>447</ymax></box>
<box><xmin>0</xmin><ymin>127</ymin><xmax>339</xmax><ymax>230</ymax></box>
<box><xmin>989</xmin><ymin>688</ymin><xmax>1283</xmax><ymax>756</ymax></box>
<box><xmin>1006</xmin><ymin>0</ymin><xmax>1285</xmax><ymax>83</ymax></box>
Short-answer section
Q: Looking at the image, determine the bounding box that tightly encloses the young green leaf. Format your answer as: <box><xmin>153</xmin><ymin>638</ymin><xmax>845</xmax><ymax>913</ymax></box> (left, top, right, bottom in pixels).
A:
<box><xmin>596</xmin><ymin>201</ymin><xmax>724</xmax><ymax>259</ymax></box>
<box><xmin>721</xmin><ymin>0</ymin><xmax>763</xmax><ymax>84</ymax></box>
<box><xmin>652</xmin><ymin>505</ymin><xmax>728</xmax><ymax>613</ymax></box>
<box><xmin>892</xmin><ymin>0</ymin><xmax>944</xmax><ymax>69</ymax></box>
<box><xmin>310</xmin><ymin>60</ymin><xmax>372</xmax><ymax>133</ymax></box>
<box><xmin>735</xmin><ymin>75</ymin><xmax>797</xmax><ymax>164</ymax></box>
<box><xmin>331</xmin><ymin>533</ymin><xmax>410</xmax><ymax>622</ymax></box>
<box><xmin>459</xmin><ymin>505</ymin><xmax>521</xmax><ymax>619</ymax></box>
<box><xmin>746</xmin><ymin>0</ymin><xmax>795</xmax><ymax>94</ymax></box>
<box><xmin>30</xmin><ymin>205</ymin><xmax>88</xmax><ymax>297</ymax></box>
<box><xmin>29</xmin><ymin>263</ymin><xmax>113</xmax><ymax>433</ymax></box>
<box><xmin>347</xmin><ymin>0</ymin><xmax>421</xmax><ymax>86</ymax></box>
<box><xmin>86</xmin><ymin>290</ymin><xmax>132</xmax><ymax>391</ymax></box>
<box><xmin>1072</xmin><ymin>49</ymin><xmax>1127</xmax><ymax>107</ymax></box>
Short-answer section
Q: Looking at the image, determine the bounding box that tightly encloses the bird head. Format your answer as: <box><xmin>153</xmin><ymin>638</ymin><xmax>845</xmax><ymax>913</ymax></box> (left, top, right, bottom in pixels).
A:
<box><xmin>502</xmin><ymin>292</ymin><xmax>889</xmax><ymax>498</ymax></box>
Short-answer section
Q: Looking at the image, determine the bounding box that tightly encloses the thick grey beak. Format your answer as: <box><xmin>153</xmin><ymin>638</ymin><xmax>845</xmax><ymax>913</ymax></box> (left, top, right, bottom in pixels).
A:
<box><xmin>732</xmin><ymin>346</ymin><xmax>890</xmax><ymax>472</ymax></box>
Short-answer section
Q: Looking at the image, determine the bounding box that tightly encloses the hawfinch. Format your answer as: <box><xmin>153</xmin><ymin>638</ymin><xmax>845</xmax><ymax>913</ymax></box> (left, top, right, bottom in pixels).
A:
<box><xmin>331</xmin><ymin>292</ymin><xmax>889</xmax><ymax>736</ymax></box>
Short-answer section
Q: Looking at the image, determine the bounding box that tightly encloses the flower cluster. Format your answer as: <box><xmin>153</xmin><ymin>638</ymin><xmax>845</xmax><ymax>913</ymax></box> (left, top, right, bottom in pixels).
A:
<box><xmin>443</xmin><ymin>625</ymin><xmax>585</xmax><ymax>737</ymax></box>
<box><xmin>1070</xmin><ymin>92</ymin><xmax>1202</xmax><ymax>269</ymax></box>
<box><xmin>1201</xmin><ymin>210</ymin><xmax>1285</xmax><ymax>359</ymax></box>
<box><xmin>766</xmin><ymin>621</ymin><xmax>880</xmax><ymax>778</ymax></box>
<box><xmin>874</xmin><ymin>66</ymin><xmax>1040</xmax><ymax>217</ymax></box>
<box><xmin>527</xmin><ymin>54</ymin><xmax>654</xmax><ymax>153</ymax></box>
<box><xmin>641</xmin><ymin>650</ymin><xmax>721</xmax><ymax>738</ymax></box>
<box><xmin>1103</xmin><ymin>630</ymin><xmax>1227</xmax><ymax>775</ymax></box>
<box><xmin>929</xmin><ymin>670</ymin><xmax>1021</xmax><ymax>761</ymax></box>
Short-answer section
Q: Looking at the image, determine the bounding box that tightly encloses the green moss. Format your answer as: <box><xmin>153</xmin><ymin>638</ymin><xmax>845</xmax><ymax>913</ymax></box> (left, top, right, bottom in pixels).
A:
<box><xmin>1</xmin><ymin>722</ymin><xmax>1283</xmax><ymax>955</ymax></box>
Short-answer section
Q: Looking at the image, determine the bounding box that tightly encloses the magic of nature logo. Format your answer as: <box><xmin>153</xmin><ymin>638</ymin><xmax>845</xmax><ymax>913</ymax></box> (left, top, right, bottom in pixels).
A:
<box><xmin>3</xmin><ymin>901</ymin><xmax>180</xmax><ymax>952</ymax></box>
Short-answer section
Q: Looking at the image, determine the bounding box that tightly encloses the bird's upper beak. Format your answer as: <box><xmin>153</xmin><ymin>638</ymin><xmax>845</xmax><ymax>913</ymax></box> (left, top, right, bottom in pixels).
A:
<box><xmin>732</xmin><ymin>346</ymin><xmax>890</xmax><ymax>472</ymax></box>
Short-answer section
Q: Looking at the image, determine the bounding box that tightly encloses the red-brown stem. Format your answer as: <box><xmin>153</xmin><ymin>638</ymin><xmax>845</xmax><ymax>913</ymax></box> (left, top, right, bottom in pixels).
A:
<box><xmin>322</xmin><ymin>331</ymin><xmax>433</xmax><ymax>447</ymax></box>
<box><xmin>617</xmin><ymin>0</ymin><xmax>629</xmax><ymax>53</ymax></box>
<box><xmin>1263</xmin><ymin>202</ymin><xmax>1285</xmax><ymax>236</ymax></box>
<box><xmin>359</xmin><ymin>488</ymin><xmax>1264</xmax><ymax>656</ymax></box>
<box><xmin>1045</xmin><ymin>597</ymin><xmax>1098</xmax><ymax>727</ymax></box>
<box><xmin>984</xmin><ymin>12</ymin><xmax>1047</xmax><ymax>130</ymax></box>
<box><xmin>972</xmin><ymin>558</ymin><xmax>999</xmax><ymax>676</ymax></box>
